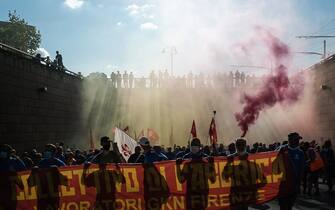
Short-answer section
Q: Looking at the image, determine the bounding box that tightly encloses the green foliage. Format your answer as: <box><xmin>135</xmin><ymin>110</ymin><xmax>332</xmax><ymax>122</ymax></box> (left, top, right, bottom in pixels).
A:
<box><xmin>0</xmin><ymin>10</ymin><xmax>41</xmax><ymax>53</ymax></box>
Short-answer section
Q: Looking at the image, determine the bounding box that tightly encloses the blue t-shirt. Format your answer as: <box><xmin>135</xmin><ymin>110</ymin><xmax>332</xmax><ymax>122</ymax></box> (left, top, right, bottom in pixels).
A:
<box><xmin>143</xmin><ymin>150</ymin><xmax>167</xmax><ymax>164</ymax></box>
<box><xmin>0</xmin><ymin>157</ymin><xmax>27</xmax><ymax>172</ymax></box>
<box><xmin>38</xmin><ymin>157</ymin><xmax>66</xmax><ymax>168</ymax></box>
<box><xmin>285</xmin><ymin>146</ymin><xmax>305</xmax><ymax>191</ymax></box>
<box><xmin>182</xmin><ymin>152</ymin><xmax>209</xmax><ymax>160</ymax></box>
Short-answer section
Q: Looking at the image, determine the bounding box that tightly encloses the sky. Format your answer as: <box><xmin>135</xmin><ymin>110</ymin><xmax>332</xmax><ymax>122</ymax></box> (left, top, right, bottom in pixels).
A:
<box><xmin>1</xmin><ymin>0</ymin><xmax>335</xmax><ymax>76</ymax></box>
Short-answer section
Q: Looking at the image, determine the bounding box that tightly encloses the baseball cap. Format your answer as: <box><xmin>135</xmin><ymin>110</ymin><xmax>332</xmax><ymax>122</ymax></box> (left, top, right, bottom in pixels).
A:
<box><xmin>139</xmin><ymin>137</ymin><xmax>150</xmax><ymax>146</ymax></box>
<box><xmin>235</xmin><ymin>138</ymin><xmax>247</xmax><ymax>145</ymax></box>
<box><xmin>100</xmin><ymin>136</ymin><xmax>112</xmax><ymax>144</ymax></box>
<box><xmin>288</xmin><ymin>132</ymin><xmax>302</xmax><ymax>141</ymax></box>
<box><xmin>191</xmin><ymin>138</ymin><xmax>201</xmax><ymax>146</ymax></box>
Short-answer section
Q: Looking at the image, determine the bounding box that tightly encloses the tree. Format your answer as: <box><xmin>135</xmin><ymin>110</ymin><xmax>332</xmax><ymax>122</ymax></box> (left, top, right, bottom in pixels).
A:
<box><xmin>0</xmin><ymin>10</ymin><xmax>41</xmax><ymax>53</ymax></box>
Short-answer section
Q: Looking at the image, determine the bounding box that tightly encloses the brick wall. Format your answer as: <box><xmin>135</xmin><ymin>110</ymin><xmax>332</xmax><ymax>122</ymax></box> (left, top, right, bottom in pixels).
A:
<box><xmin>0</xmin><ymin>46</ymin><xmax>83</xmax><ymax>151</ymax></box>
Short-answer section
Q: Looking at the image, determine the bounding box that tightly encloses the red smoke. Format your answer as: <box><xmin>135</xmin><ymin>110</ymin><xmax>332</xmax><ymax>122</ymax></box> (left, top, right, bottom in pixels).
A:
<box><xmin>235</xmin><ymin>28</ymin><xmax>305</xmax><ymax>137</ymax></box>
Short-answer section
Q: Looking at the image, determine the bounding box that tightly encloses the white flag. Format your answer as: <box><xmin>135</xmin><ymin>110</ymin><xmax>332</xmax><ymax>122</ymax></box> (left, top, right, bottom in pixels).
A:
<box><xmin>114</xmin><ymin>127</ymin><xmax>138</xmax><ymax>161</ymax></box>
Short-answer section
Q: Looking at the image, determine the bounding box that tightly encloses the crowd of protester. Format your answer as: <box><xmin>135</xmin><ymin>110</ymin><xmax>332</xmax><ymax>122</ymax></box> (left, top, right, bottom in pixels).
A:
<box><xmin>87</xmin><ymin>70</ymin><xmax>261</xmax><ymax>89</ymax></box>
<box><xmin>34</xmin><ymin>50</ymin><xmax>65</xmax><ymax>71</ymax></box>
<box><xmin>0</xmin><ymin>132</ymin><xmax>334</xmax><ymax>209</ymax></box>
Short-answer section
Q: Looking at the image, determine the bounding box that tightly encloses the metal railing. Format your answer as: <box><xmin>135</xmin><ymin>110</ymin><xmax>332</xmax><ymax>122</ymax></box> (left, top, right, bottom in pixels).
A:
<box><xmin>0</xmin><ymin>42</ymin><xmax>82</xmax><ymax>78</ymax></box>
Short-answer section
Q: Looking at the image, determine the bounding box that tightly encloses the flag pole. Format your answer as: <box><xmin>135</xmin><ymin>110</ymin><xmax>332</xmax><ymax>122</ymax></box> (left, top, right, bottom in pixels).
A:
<box><xmin>212</xmin><ymin>110</ymin><xmax>217</xmax><ymax>155</ymax></box>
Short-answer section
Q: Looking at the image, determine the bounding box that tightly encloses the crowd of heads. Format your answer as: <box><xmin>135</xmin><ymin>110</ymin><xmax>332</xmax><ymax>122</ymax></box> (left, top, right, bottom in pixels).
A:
<box><xmin>100</xmin><ymin>70</ymin><xmax>261</xmax><ymax>89</ymax></box>
<box><xmin>0</xmin><ymin>131</ymin><xmax>334</xmax><ymax>209</ymax></box>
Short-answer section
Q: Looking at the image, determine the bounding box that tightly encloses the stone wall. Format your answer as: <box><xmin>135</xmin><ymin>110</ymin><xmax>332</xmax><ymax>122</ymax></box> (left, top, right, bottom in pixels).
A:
<box><xmin>0</xmin><ymin>46</ymin><xmax>83</xmax><ymax>151</ymax></box>
<box><xmin>311</xmin><ymin>55</ymin><xmax>335</xmax><ymax>144</ymax></box>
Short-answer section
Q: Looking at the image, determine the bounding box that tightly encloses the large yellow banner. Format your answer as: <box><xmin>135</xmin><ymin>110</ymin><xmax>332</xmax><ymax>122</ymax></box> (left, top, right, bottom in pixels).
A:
<box><xmin>0</xmin><ymin>151</ymin><xmax>294</xmax><ymax>210</ymax></box>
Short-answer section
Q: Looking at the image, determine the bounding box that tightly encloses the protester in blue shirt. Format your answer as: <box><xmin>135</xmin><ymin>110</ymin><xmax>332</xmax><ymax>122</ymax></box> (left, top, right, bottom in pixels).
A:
<box><xmin>277</xmin><ymin>132</ymin><xmax>305</xmax><ymax>210</ymax></box>
<box><xmin>0</xmin><ymin>144</ymin><xmax>26</xmax><ymax>172</ymax></box>
<box><xmin>136</xmin><ymin>137</ymin><xmax>167</xmax><ymax>163</ymax></box>
<box><xmin>55</xmin><ymin>146</ymin><xmax>66</xmax><ymax>163</ymax></box>
<box><xmin>166</xmin><ymin>147</ymin><xmax>176</xmax><ymax>160</ymax></box>
<box><xmin>153</xmin><ymin>145</ymin><xmax>168</xmax><ymax>160</ymax></box>
<box><xmin>38</xmin><ymin>144</ymin><xmax>66</xmax><ymax>168</ymax></box>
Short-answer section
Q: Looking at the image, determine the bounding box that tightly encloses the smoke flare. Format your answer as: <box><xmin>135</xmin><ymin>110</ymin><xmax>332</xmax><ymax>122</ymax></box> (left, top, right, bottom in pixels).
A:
<box><xmin>235</xmin><ymin>28</ymin><xmax>305</xmax><ymax>137</ymax></box>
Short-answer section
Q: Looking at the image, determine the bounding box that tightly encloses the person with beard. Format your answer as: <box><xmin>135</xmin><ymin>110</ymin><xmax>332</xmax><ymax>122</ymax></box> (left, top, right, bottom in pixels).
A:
<box><xmin>176</xmin><ymin>138</ymin><xmax>216</xmax><ymax>210</ymax></box>
<box><xmin>91</xmin><ymin>136</ymin><xmax>122</xmax><ymax>164</ymax></box>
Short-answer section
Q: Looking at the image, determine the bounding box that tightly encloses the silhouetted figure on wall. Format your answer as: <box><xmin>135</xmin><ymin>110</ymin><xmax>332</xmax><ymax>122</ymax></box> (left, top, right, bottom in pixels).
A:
<box><xmin>150</xmin><ymin>71</ymin><xmax>156</xmax><ymax>88</ymax></box>
<box><xmin>176</xmin><ymin>138</ymin><xmax>216</xmax><ymax>210</ymax></box>
<box><xmin>234</xmin><ymin>70</ymin><xmax>240</xmax><ymax>87</ymax></box>
<box><xmin>246</xmin><ymin>74</ymin><xmax>251</xmax><ymax>86</ymax></box>
<box><xmin>116</xmin><ymin>71</ymin><xmax>122</xmax><ymax>88</ymax></box>
<box><xmin>35</xmin><ymin>53</ymin><xmax>42</xmax><ymax>63</ymax></box>
<box><xmin>240</xmin><ymin>72</ymin><xmax>246</xmax><ymax>86</ymax></box>
<box><xmin>123</xmin><ymin>71</ymin><xmax>129</xmax><ymax>88</ymax></box>
<box><xmin>229</xmin><ymin>71</ymin><xmax>234</xmax><ymax>88</ymax></box>
<box><xmin>158</xmin><ymin>70</ymin><xmax>163</xmax><ymax>88</ymax></box>
<box><xmin>187</xmin><ymin>71</ymin><xmax>193</xmax><ymax>88</ymax></box>
<box><xmin>222</xmin><ymin>73</ymin><xmax>228</xmax><ymax>89</ymax></box>
<box><xmin>0</xmin><ymin>171</ymin><xmax>24</xmax><ymax>210</ymax></box>
<box><xmin>55</xmin><ymin>51</ymin><xmax>64</xmax><ymax>71</ymax></box>
<box><xmin>222</xmin><ymin>138</ymin><xmax>267</xmax><ymax>210</ymax></box>
<box><xmin>142</xmin><ymin>163</ymin><xmax>170</xmax><ymax>210</ymax></box>
<box><xmin>111</xmin><ymin>72</ymin><xmax>116</xmax><ymax>88</ymax></box>
<box><xmin>181</xmin><ymin>75</ymin><xmax>187</xmax><ymax>88</ymax></box>
<box><xmin>129</xmin><ymin>72</ymin><xmax>134</xmax><ymax>88</ymax></box>
<box><xmin>44</xmin><ymin>56</ymin><xmax>51</xmax><ymax>67</ymax></box>
<box><xmin>163</xmin><ymin>69</ymin><xmax>169</xmax><ymax>87</ymax></box>
<box><xmin>82</xmin><ymin>163</ymin><xmax>125</xmax><ymax>210</ymax></box>
<box><xmin>28</xmin><ymin>166</ymin><xmax>68</xmax><ymax>210</ymax></box>
<box><xmin>199</xmin><ymin>72</ymin><xmax>205</xmax><ymax>87</ymax></box>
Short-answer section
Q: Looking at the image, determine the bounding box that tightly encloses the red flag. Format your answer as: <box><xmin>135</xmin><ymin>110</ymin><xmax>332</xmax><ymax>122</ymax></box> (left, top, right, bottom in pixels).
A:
<box><xmin>169</xmin><ymin>125</ymin><xmax>174</xmax><ymax>146</ymax></box>
<box><xmin>147</xmin><ymin>128</ymin><xmax>159</xmax><ymax>144</ymax></box>
<box><xmin>190</xmin><ymin>120</ymin><xmax>197</xmax><ymax>138</ymax></box>
<box><xmin>209</xmin><ymin>118</ymin><xmax>217</xmax><ymax>144</ymax></box>
<box><xmin>89</xmin><ymin>128</ymin><xmax>95</xmax><ymax>150</ymax></box>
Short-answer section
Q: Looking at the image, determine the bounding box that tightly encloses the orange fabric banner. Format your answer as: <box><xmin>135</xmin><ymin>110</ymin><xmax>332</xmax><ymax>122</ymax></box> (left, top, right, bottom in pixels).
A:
<box><xmin>310</xmin><ymin>152</ymin><xmax>325</xmax><ymax>172</ymax></box>
<box><xmin>0</xmin><ymin>151</ymin><xmax>294</xmax><ymax>210</ymax></box>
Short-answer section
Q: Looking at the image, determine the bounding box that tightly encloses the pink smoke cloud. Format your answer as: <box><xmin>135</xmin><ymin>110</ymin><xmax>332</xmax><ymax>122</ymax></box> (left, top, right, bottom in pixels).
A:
<box><xmin>234</xmin><ymin>27</ymin><xmax>305</xmax><ymax>137</ymax></box>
